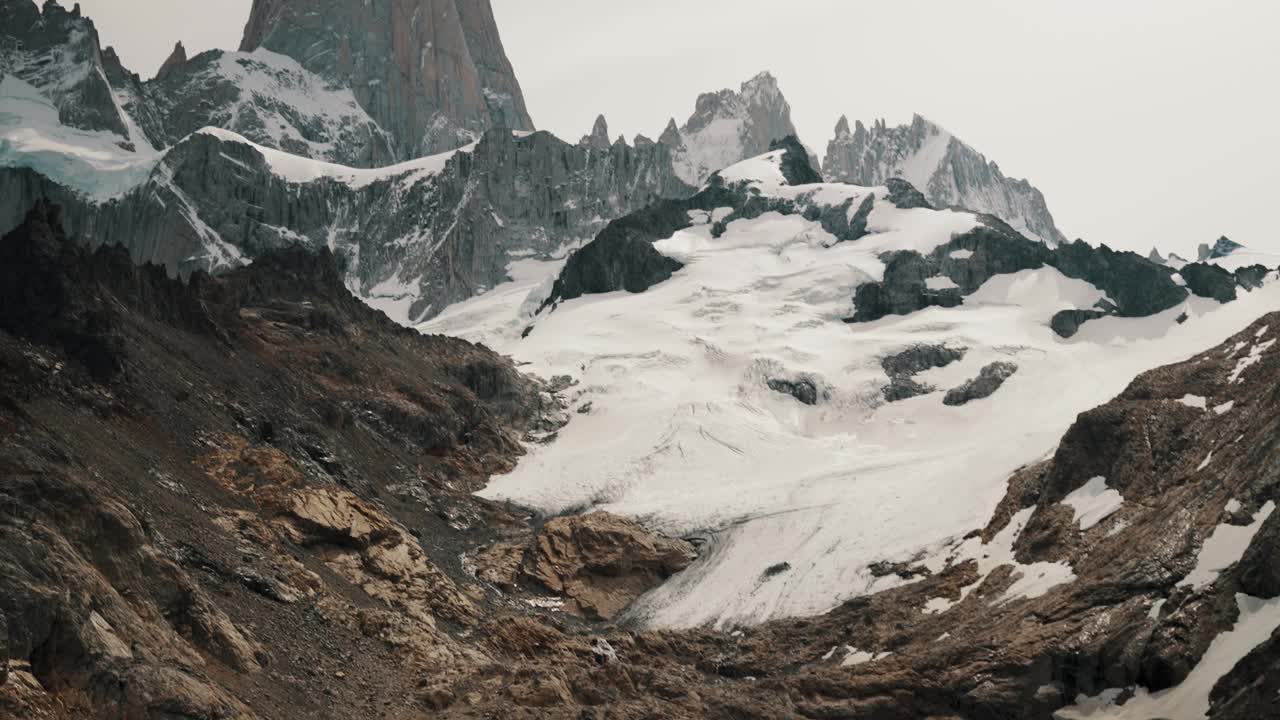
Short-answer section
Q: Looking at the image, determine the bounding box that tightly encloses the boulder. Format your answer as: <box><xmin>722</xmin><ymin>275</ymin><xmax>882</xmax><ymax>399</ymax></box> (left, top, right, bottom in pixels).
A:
<box><xmin>527</xmin><ymin>512</ymin><xmax>696</xmax><ymax>620</ymax></box>
<box><xmin>1051</xmin><ymin>309</ymin><xmax>1109</xmax><ymax>338</ymax></box>
<box><xmin>767</xmin><ymin>378</ymin><xmax>819</xmax><ymax>406</ymax></box>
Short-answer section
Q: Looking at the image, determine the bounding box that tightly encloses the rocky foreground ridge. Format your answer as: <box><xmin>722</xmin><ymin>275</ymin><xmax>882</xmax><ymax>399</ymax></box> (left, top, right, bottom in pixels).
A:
<box><xmin>3</xmin><ymin>200</ymin><xmax>1280</xmax><ymax>719</ymax></box>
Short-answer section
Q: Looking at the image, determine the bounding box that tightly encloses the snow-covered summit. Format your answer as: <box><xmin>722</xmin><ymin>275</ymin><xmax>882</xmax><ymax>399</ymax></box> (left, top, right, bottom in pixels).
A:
<box><xmin>824</xmin><ymin>113</ymin><xmax>1067</xmax><ymax>246</ymax></box>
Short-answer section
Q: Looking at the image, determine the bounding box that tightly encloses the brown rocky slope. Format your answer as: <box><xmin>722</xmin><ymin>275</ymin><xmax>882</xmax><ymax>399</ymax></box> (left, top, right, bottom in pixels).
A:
<box><xmin>1</xmin><ymin>203</ymin><xmax>1279</xmax><ymax>719</ymax></box>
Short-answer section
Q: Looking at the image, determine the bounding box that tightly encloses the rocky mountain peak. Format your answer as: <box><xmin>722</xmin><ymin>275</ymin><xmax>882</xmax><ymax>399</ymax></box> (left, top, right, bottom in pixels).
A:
<box><xmin>658</xmin><ymin>117</ymin><xmax>682</xmax><ymax>147</ymax></box>
<box><xmin>824</xmin><ymin>112</ymin><xmax>1067</xmax><ymax>245</ymax></box>
<box><xmin>833</xmin><ymin>114</ymin><xmax>852</xmax><ymax>138</ymax></box>
<box><xmin>659</xmin><ymin>70</ymin><xmax>802</xmax><ymax>186</ymax></box>
<box><xmin>581</xmin><ymin>113</ymin><xmax>611</xmax><ymax>150</ymax></box>
<box><xmin>1200</xmin><ymin>235</ymin><xmax>1244</xmax><ymax>261</ymax></box>
<box><xmin>238</xmin><ymin>0</ymin><xmax>534</xmax><ymax>156</ymax></box>
<box><xmin>155</xmin><ymin>40</ymin><xmax>187</xmax><ymax>79</ymax></box>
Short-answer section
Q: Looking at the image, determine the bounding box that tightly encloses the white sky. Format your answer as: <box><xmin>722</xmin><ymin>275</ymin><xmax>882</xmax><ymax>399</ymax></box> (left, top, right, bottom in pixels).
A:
<box><xmin>76</xmin><ymin>0</ymin><xmax>1280</xmax><ymax>256</ymax></box>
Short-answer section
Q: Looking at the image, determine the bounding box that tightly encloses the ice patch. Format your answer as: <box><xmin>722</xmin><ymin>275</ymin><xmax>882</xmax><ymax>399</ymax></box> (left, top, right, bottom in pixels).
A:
<box><xmin>1213</xmin><ymin>400</ymin><xmax>1235</xmax><ymax>415</ymax></box>
<box><xmin>1061</xmin><ymin>476</ymin><xmax>1124</xmax><ymax>531</ymax></box>
<box><xmin>1178</xmin><ymin>501</ymin><xmax>1275</xmax><ymax>590</ymax></box>
<box><xmin>839</xmin><ymin>647</ymin><xmax>892</xmax><ymax>667</ymax></box>
<box><xmin>1176</xmin><ymin>394</ymin><xmax>1207</xmax><ymax>409</ymax></box>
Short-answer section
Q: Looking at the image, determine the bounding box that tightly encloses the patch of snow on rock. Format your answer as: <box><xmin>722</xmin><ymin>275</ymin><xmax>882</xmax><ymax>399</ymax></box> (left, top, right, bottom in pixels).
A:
<box><xmin>1178</xmin><ymin>501</ymin><xmax>1276</xmax><ymax>590</ymax></box>
<box><xmin>1055</xmin><ymin>594</ymin><xmax>1280</xmax><ymax>720</ymax></box>
<box><xmin>1061</xmin><ymin>476</ymin><xmax>1124</xmax><ymax>531</ymax></box>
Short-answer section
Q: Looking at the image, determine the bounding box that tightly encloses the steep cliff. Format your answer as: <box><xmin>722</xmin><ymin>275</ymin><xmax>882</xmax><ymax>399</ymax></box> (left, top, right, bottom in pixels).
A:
<box><xmin>239</xmin><ymin>0</ymin><xmax>534</xmax><ymax>156</ymax></box>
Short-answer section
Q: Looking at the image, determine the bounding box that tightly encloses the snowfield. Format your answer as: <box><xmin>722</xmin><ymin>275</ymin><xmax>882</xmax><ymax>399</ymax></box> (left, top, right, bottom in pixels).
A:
<box><xmin>421</xmin><ymin>152</ymin><xmax>1280</xmax><ymax>629</ymax></box>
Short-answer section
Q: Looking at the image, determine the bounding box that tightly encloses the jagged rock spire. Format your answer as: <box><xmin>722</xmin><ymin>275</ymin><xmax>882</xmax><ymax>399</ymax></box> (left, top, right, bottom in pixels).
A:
<box><xmin>156</xmin><ymin>41</ymin><xmax>187</xmax><ymax>79</ymax></box>
<box><xmin>834</xmin><ymin>115</ymin><xmax>851</xmax><ymax>137</ymax></box>
<box><xmin>658</xmin><ymin>118</ymin><xmax>682</xmax><ymax>148</ymax></box>
<box><xmin>582</xmin><ymin>114</ymin><xmax>610</xmax><ymax>150</ymax></box>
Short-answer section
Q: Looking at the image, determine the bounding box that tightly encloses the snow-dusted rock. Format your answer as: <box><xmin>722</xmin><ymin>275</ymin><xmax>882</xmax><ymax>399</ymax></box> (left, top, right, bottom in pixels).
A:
<box><xmin>657</xmin><ymin>71</ymin><xmax>807</xmax><ymax>187</ymax></box>
<box><xmin>824</xmin><ymin>114</ymin><xmax>1067</xmax><ymax>246</ymax></box>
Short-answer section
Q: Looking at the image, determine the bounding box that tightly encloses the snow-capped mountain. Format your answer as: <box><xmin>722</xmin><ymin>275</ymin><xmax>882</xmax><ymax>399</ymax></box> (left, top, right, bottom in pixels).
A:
<box><xmin>420</xmin><ymin>140</ymin><xmax>1278</xmax><ymax>628</ymax></box>
<box><xmin>240</xmin><ymin>0</ymin><xmax>534</xmax><ymax>157</ymax></box>
<box><xmin>824</xmin><ymin>114</ymin><xmax>1068</xmax><ymax>246</ymax></box>
<box><xmin>657</xmin><ymin>71</ymin><xmax>805</xmax><ymax>187</ymax></box>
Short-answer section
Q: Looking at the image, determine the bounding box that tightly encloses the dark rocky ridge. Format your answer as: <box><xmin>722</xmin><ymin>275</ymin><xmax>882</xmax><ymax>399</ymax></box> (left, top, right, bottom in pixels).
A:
<box><xmin>847</xmin><ymin>204</ymin><xmax>1271</xmax><ymax>334</ymax></box>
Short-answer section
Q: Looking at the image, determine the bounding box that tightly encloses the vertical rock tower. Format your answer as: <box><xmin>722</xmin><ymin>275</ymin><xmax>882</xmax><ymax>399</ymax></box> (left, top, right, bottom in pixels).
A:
<box><xmin>239</xmin><ymin>0</ymin><xmax>534</xmax><ymax>156</ymax></box>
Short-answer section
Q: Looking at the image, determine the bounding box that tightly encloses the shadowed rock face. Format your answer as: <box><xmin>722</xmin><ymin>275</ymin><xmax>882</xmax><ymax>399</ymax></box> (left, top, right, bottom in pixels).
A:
<box><xmin>240</xmin><ymin>0</ymin><xmax>534</xmax><ymax>156</ymax></box>
<box><xmin>1181</xmin><ymin>262</ymin><xmax>1239</xmax><ymax>303</ymax></box>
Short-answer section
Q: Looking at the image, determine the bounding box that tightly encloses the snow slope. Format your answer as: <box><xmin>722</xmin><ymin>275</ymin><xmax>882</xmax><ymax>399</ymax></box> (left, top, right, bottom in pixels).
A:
<box><xmin>422</xmin><ymin>151</ymin><xmax>1280</xmax><ymax>629</ymax></box>
<box><xmin>0</xmin><ymin>75</ymin><xmax>158</xmax><ymax>199</ymax></box>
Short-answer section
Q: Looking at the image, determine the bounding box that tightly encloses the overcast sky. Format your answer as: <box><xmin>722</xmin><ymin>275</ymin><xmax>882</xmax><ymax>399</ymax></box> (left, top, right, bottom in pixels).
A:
<box><xmin>77</xmin><ymin>0</ymin><xmax>1279</xmax><ymax>256</ymax></box>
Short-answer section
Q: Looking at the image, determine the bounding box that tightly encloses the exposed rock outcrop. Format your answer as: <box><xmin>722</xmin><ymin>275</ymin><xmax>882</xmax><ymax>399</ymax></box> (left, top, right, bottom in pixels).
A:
<box><xmin>1180</xmin><ymin>262</ymin><xmax>1239</xmax><ymax>303</ymax></box>
<box><xmin>847</xmin><ymin>204</ymin><xmax>1199</xmax><ymax>334</ymax></box>
<box><xmin>526</xmin><ymin>512</ymin><xmax>696</xmax><ymax>620</ymax></box>
<box><xmin>0</xmin><ymin>0</ymin><xmax>133</xmax><ymax>142</ymax></box>
<box><xmin>880</xmin><ymin>344</ymin><xmax>967</xmax><ymax>402</ymax></box>
<box><xmin>944</xmin><ymin>361</ymin><xmax>1018</xmax><ymax>406</ymax></box>
<box><xmin>767</xmin><ymin>377</ymin><xmax>820</xmax><ymax>406</ymax></box>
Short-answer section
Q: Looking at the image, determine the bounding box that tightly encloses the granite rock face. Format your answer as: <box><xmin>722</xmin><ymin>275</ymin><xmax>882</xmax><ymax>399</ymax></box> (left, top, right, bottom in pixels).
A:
<box><xmin>824</xmin><ymin>114</ymin><xmax>1068</xmax><ymax>245</ymax></box>
<box><xmin>240</xmin><ymin>0</ymin><xmax>534</xmax><ymax>156</ymax></box>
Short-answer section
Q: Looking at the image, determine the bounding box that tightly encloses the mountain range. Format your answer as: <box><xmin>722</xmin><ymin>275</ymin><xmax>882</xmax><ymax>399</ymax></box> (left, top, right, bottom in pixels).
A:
<box><xmin>2</xmin><ymin>2</ymin><xmax>1280</xmax><ymax>719</ymax></box>
<box><xmin>3</xmin><ymin>0</ymin><xmax>1086</xmax><ymax>324</ymax></box>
